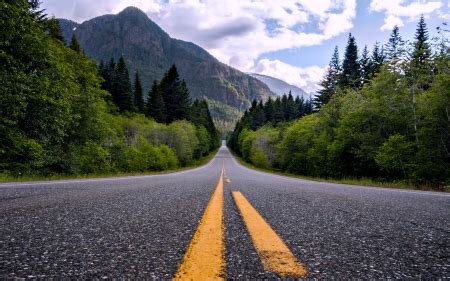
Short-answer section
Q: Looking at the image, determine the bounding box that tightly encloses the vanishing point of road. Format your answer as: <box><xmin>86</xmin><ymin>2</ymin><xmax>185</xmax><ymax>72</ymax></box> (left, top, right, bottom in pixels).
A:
<box><xmin>1</xmin><ymin>144</ymin><xmax>449</xmax><ymax>279</ymax></box>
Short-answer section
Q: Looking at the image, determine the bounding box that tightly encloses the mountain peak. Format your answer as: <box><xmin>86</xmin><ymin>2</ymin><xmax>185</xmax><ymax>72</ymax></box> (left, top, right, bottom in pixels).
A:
<box><xmin>119</xmin><ymin>6</ymin><xmax>147</xmax><ymax>17</ymax></box>
<box><xmin>249</xmin><ymin>73</ymin><xmax>308</xmax><ymax>99</ymax></box>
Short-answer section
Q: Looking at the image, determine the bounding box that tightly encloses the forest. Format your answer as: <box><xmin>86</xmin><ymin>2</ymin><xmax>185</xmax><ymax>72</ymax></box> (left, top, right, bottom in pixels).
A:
<box><xmin>229</xmin><ymin>18</ymin><xmax>449</xmax><ymax>188</ymax></box>
<box><xmin>0</xmin><ymin>1</ymin><xmax>219</xmax><ymax>178</ymax></box>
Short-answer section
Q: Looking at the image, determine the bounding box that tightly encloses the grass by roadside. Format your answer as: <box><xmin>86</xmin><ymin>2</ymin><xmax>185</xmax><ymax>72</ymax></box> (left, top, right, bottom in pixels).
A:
<box><xmin>0</xmin><ymin>148</ymin><xmax>219</xmax><ymax>184</ymax></box>
<box><xmin>230</xmin><ymin>150</ymin><xmax>449</xmax><ymax>193</ymax></box>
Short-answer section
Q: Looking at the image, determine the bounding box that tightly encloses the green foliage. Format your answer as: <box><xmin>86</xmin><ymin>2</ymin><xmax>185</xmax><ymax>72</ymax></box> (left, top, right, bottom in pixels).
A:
<box><xmin>230</xmin><ymin>17</ymin><xmax>449</xmax><ymax>188</ymax></box>
<box><xmin>340</xmin><ymin>33</ymin><xmax>360</xmax><ymax>88</ymax></box>
<box><xmin>133</xmin><ymin>71</ymin><xmax>145</xmax><ymax>113</ymax></box>
<box><xmin>314</xmin><ymin>46</ymin><xmax>341</xmax><ymax>108</ymax></box>
<box><xmin>113</xmin><ymin>56</ymin><xmax>134</xmax><ymax>112</ymax></box>
<box><xmin>375</xmin><ymin>134</ymin><xmax>415</xmax><ymax>178</ymax></box>
<box><xmin>0</xmin><ymin>2</ymin><xmax>218</xmax><ymax>178</ymax></box>
<box><xmin>227</xmin><ymin>93</ymin><xmax>312</xmax><ymax>155</ymax></box>
<box><xmin>70</xmin><ymin>34</ymin><xmax>82</xmax><ymax>53</ymax></box>
<box><xmin>146</xmin><ymin>80</ymin><xmax>166</xmax><ymax>122</ymax></box>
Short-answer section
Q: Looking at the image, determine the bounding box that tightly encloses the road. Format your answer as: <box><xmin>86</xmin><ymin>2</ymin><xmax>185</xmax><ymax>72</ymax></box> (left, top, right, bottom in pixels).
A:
<box><xmin>0</xmin><ymin>144</ymin><xmax>449</xmax><ymax>279</ymax></box>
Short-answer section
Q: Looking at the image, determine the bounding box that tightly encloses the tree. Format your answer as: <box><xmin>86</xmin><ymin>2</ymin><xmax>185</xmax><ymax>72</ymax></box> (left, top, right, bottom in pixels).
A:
<box><xmin>69</xmin><ymin>34</ymin><xmax>82</xmax><ymax>53</ymax></box>
<box><xmin>412</xmin><ymin>15</ymin><xmax>432</xmax><ymax>66</ymax></box>
<box><xmin>133</xmin><ymin>71</ymin><xmax>144</xmax><ymax>113</ymax></box>
<box><xmin>113</xmin><ymin>56</ymin><xmax>133</xmax><ymax>112</ymax></box>
<box><xmin>189</xmin><ymin>99</ymin><xmax>219</xmax><ymax>149</ymax></box>
<box><xmin>369</xmin><ymin>42</ymin><xmax>385</xmax><ymax>77</ymax></box>
<box><xmin>45</xmin><ymin>18</ymin><xmax>64</xmax><ymax>42</ymax></box>
<box><xmin>285</xmin><ymin>92</ymin><xmax>297</xmax><ymax>121</ymax></box>
<box><xmin>264</xmin><ymin>98</ymin><xmax>274</xmax><ymax>123</ymax></box>
<box><xmin>408</xmin><ymin>16</ymin><xmax>433</xmax><ymax>144</ymax></box>
<box><xmin>146</xmin><ymin>81</ymin><xmax>166</xmax><ymax>122</ymax></box>
<box><xmin>175</xmin><ymin>79</ymin><xmax>192</xmax><ymax>120</ymax></box>
<box><xmin>295</xmin><ymin>95</ymin><xmax>305</xmax><ymax>118</ymax></box>
<box><xmin>314</xmin><ymin>46</ymin><xmax>341</xmax><ymax>108</ymax></box>
<box><xmin>160</xmin><ymin>65</ymin><xmax>181</xmax><ymax>123</ymax></box>
<box><xmin>359</xmin><ymin>45</ymin><xmax>371</xmax><ymax>86</ymax></box>
<box><xmin>340</xmin><ymin>34</ymin><xmax>360</xmax><ymax>88</ymax></box>
<box><xmin>273</xmin><ymin>97</ymin><xmax>284</xmax><ymax>124</ymax></box>
<box><xmin>385</xmin><ymin>25</ymin><xmax>405</xmax><ymax>72</ymax></box>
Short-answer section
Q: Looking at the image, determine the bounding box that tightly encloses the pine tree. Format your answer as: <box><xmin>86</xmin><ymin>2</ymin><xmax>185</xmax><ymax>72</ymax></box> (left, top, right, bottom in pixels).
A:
<box><xmin>295</xmin><ymin>95</ymin><xmax>305</xmax><ymax>118</ymax></box>
<box><xmin>160</xmin><ymin>65</ymin><xmax>181</xmax><ymax>123</ymax></box>
<box><xmin>314</xmin><ymin>46</ymin><xmax>341</xmax><ymax>108</ymax></box>
<box><xmin>264</xmin><ymin>98</ymin><xmax>274</xmax><ymax>123</ymax></box>
<box><xmin>369</xmin><ymin>42</ymin><xmax>385</xmax><ymax>77</ymax></box>
<box><xmin>133</xmin><ymin>71</ymin><xmax>144</xmax><ymax>113</ymax></box>
<box><xmin>175</xmin><ymin>79</ymin><xmax>192</xmax><ymax>120</ymax></box>
<box><xmin>359</xmin><ymin>45</ymin><xmax>371</xmax><ymax>86</ymax></box>
<box><xmin>250</xmin><ymin>100</ymin><xmax>266</xmax><ymax>129</ymax></box>
<box><xmin>146</xmin><ymin>81</ymin><xmax>166</xmax><ymax>122</ymax></box>
<box><xmin>273</xmin><ymin>97</ymin><xmax>284</xmax><ymax>124</ymax></box>
<box><xmin>113</xmin><ymin>56</ymin><xmax>133</xmax><ymax>112</ymax></box>
<box><xmin>46</xmin><ymin>18</ymin><xmax>64</xmax><ymax>42</ymax></box>
<box><xmin>409</xmin><ymin>16</ymin><xmax>433</xmax><ymax>143</ymax></box>
<box><xmin>340</xmin><ymin>34</ymin><xmax>360</xmax><ymax>88</ymax></box>
<box><xmin>385</xmin><ymin>25</ymin><xmax>405</xmax><ymax>72</ymax></box>
<box><xmin>412</xmin><ymin>15</ymin><xmax>432</xmax><ymax>66</ymax></box>
<box><xmin>285</xmin><ymin>92</ymin><xmax>297</xmax><ymax>121</ymax></box>
<box><xmin>189</xmin><ymin>99</ymin><xmax>218</xmax><ymax>149</ymax></box>
<box><xmin>69</xmin><ymin>34</ymin><xmax>82</xmax><ymax>53</ymax></box>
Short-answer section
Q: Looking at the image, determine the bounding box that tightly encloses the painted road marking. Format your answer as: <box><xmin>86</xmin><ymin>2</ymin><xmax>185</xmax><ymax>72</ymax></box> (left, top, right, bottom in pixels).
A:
<box><xmin>173</xmin><ymin>167</ymin><xmax>225</xmax><ymax>280</ymax></box>
<box><xmin>232</xmin><ymin>191</ymin><xmax>308</xmax><ymax>278</ymax></box>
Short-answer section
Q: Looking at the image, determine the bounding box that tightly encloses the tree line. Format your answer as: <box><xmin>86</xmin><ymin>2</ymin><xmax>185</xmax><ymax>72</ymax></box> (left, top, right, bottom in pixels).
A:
<box><xmin>228</xmin><ymin>93</ymin><xmax>312</xmax><ymax>152</ymax></box>
<box><xmin>229</xmin><ymin>16</ymin><xmax>449</xmax><ymax>188</ymax></box>
<box><xmin>0</xmin><ymin>1</ymin><xmax>219</xmax><ymax>178</ymax></box>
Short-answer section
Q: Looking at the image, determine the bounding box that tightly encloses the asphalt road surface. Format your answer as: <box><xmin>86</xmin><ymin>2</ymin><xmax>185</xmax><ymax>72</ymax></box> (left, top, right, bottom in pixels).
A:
<box><xmin>1</xmin><ymin>144</ymin><xmax>449</xmax><ymax>279</ymax></box>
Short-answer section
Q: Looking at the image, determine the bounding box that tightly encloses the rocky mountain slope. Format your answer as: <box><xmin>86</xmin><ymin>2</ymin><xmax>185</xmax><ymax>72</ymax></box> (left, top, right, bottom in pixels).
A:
<box><xmin>249</xmin><ymin>73</ymin><xmax>309</xmax><ymax>100</ymax></box>
<box><xmin>59</xmin><ymin>7</ymin><xmax>274</xmax><ymax>132</ymax></box>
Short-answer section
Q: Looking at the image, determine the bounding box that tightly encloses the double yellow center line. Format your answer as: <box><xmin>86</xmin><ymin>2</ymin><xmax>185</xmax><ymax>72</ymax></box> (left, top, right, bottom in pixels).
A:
<box><xmin>174</xmin><ymin>165</ymin><xmax>307</xmax><ymax>279</ymax></box>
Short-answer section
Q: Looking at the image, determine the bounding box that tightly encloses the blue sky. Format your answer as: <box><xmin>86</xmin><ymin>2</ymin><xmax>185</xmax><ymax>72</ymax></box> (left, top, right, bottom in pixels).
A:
<box><xmin>42</xmin><ymin>0</ymin><xmax>449</xmax><ymax>92</ymax></box>
<box><xmin>261</xmin><ymin>0</ymin><xmax>447</xmax><ymax>67</ymax></box>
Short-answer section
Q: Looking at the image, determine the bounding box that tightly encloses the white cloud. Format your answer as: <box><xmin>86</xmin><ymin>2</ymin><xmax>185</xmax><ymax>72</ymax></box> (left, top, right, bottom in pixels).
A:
<box><xmin>369</xmin><ymin>0</ymin><xmax>444</xmax><ymax>31</ymax></box>
<box><xmin>252</xmin><ymin>59</ymin><xmax>326</xmax><ymax>93</ymax></box>
<box><xmin>42</xmin><ymin>0</ymin><xmax>357</xmax><ymax>91</ymax></box>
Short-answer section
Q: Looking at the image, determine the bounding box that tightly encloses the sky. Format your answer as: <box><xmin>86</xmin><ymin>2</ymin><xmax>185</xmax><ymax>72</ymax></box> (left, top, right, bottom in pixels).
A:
<box><xmin>41</xmin><ymin>0</ymin><xmax>449</xmax><ymax>93</ymax></box>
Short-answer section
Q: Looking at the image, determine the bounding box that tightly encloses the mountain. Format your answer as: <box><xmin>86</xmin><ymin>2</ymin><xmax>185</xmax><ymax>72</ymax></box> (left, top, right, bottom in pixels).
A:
<box><xmin>249</xmin><ymin>73</ymin><xmax>309</xmax><ymax>100</ymax></box>
<box><xmin>59</xmin><ymin>7</ymin><xmax>274</xmax><ymax>132</ymax></box>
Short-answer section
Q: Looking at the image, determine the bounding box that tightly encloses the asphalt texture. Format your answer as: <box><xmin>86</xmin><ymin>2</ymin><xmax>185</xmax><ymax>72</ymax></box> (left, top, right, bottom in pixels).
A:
<box><xmin>1</xmin><ymin>144</ymin><xmax>449</xmax><ymax>279</ymax></box>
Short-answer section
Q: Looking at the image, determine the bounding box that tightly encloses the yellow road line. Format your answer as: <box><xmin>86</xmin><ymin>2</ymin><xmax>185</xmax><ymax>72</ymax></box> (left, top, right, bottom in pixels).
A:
<box><xmin>173</xmin><ymin>166</ymin><xmax>225</xmax><ymax>280</ymax></box>
<box><xmin>232</xmin><ymin>191</ymin><xmax>308</xmax><ymax>278</ymax></box>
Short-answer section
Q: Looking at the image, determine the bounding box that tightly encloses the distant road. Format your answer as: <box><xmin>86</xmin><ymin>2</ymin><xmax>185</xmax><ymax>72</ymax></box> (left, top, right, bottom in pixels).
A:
<box><xmin>1</xmin><ymin>144</ymin><xmax>449</xmax><ymax>278</ymax></box>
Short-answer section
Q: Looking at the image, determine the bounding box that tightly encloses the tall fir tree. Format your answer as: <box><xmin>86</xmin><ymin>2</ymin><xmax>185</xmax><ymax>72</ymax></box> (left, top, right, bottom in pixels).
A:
<box><xmin>113</xmin><ymin>56</ymin><xmax>133</xmax><ymax>112</ymax></box>
<box><xmin>340</xmin><ymin>33</ymin><xmax>360</xmax><ymax>88</ymax></box>
<box><xmin>294</xmin><ymin>95</ymin><xmax>305</xmax><ymax>118</ymax></box>
<box><xmin>133</xmin><ymin>71</ymin><xmax>144</xmax><ymax>113</ymax></box>
<box><xmin>146</xmin><ymin>81</ymin><xmax>166</xmax><ymax>122</ymax></box>
<box><xmin>175</xmin><ymin>80</ymin><xmax>192</xmax><ymax>120</ymax></box>
<box><xmin>160</xmin><ymin>65</ymin><xmax>181</xmax><ymax>123</ymax></box>
<box><xmin>46</xmin><ymin>18</ymin><xmax>65</xmax><ymax>42</ymax></box>
<box><xmin>285</xmin><ymin>92</ymin><xmax>297</xmax><ymax>121</ymax></box>
<box><xmin>369</xmin><ymin>42</ymin><xmax>385</xmax><ymax>77</ymax></box>
<box><xmin>189</xmin><ymin>99</ymin><xmax>219</xmax><ymax>149</ymax></box>
<box><xmin>385</xmin><ymin>25</ymin><xmax>405</xmax><ymax>72</ymax></box>
<box><xmin>99</xmin><ymin>58</ymin><xmax>116</xmax><ymax>102</ymax></box>
<box><xmin>314</xmin><ymin>46</ymin><xmax>341</xmax><ymax>108</ymax></box>
<box><xmin>264</xmin><ymin>98</ymin><xmax>274</xmax><ymax>123</ymax></box>
<box><xmin>69</xmin><ymin>34</ymin><xmax>82</xmax><ymax>53</ymax></box>
<box><xmin>359</xmin><ymin>45</ymin><xmax>371</xmax><ymax>86</ymax></box>
<box><xmin>412</xmin><ymin>15</ymin><xmax>432</xmax><ymax>65</ymax></box>
<box><xmin>273</xmin><ymin>97</ymin><xmax>284</xmax><ymax>124</ymax></box>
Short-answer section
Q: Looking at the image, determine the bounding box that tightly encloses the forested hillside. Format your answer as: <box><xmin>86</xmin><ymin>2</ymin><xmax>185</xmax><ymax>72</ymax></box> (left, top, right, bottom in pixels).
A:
<box><xmin>58</xmin><ymin>7</ymin><xmax>275</xmax><ymax>132</ymax></box>
<box><xmin>0</xmin><ymin>1</ymin><xmax>219</xmax><ymax>178</ymax></box>
<box><xmin>229</xmin><ymin>18</ymin><xmax>449</xmax><ymax>188</ymax></box>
